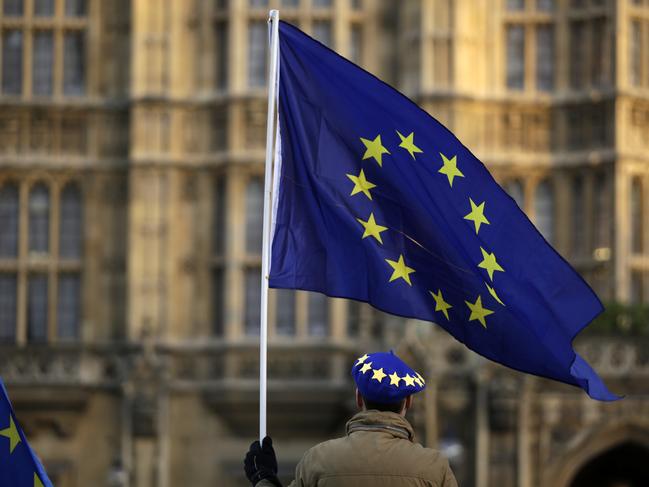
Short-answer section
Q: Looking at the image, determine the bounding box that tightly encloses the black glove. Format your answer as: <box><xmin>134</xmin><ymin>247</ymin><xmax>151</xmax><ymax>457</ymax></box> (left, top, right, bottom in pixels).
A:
<box><xmin>244</xmin><ymin>436</ymin><xmax>282</xmax><ymax>487</ymax></box>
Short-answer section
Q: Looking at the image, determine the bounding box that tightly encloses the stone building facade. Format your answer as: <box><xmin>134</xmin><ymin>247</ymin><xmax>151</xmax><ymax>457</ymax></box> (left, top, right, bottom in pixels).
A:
<box><xmin>0</xmin><ymin>0</ymin><xmax>648</xmax><ymax>486</ymax></box>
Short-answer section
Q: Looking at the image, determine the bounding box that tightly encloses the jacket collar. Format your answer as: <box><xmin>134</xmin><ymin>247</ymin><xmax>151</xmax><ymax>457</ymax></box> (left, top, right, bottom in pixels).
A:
<box><xmin>345</xmin><ymin>410</ymin><xmax>415</xmax><ymax>442</ymax></box>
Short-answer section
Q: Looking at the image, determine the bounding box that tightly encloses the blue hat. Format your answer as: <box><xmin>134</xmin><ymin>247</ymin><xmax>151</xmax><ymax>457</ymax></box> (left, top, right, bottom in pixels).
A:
<box><xmin>351</xmin><ymin>351</ymin><xmax>425</xmax><ymax>403</ymax></box>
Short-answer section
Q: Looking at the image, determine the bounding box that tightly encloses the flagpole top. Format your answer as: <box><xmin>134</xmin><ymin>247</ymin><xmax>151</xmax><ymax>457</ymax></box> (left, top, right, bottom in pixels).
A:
<box><xmin>268</xmin><ymin>9</ymin><xmax>279</xmax><ymax>23</ymax></box>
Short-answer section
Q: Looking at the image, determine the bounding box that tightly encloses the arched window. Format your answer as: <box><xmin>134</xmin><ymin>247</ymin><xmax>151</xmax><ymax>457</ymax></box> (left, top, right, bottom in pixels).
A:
<box><xmin>245</xmin><ymin>177</ymin><xmax>263</xmax><ymax>254</ymax></box>
<box><xmin>504</xmin><ymin>179</ymin><xmax>524</xmax><ymax>209</ymax></box>
<box><xmin>535</xmin><ymin>179</ymin><xmax>554</xmax><ymax>243</ymax></box>
<box><xmin>631</xmin><ymin>177</ymin><xmax>644</xmax><ymax>254</ymax></box>
<box><xmin>29</xmin><ymin>183</ymin><xmax>49</xmax><ymax>254</ymax></box>
<box><xmin>0</xmin><ymin>183</ymin><xmax>19</xmax><ymax>257</ymax></box>
<box><xmin>59</xmin><ymin>183</ymin><xmax>82</xmax><ymax>259</ymax></box>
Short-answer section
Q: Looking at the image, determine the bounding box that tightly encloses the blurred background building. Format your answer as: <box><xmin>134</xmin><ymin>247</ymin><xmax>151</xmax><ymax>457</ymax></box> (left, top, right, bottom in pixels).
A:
<box><xmin>0</xmin><ymin>0</ymin><xmax>648</xmax><ymax>485</ymax></box>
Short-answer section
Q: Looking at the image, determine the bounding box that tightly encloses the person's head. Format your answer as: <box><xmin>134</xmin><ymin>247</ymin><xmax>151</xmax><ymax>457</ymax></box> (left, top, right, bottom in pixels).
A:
<box><xmin>355</xmin><ymin>388</ymin><xmax>413</xmax><ymax>416</ymax></box>
<box><xmin>350</xmin><ymin>351</ymin><xmax>425</xmax><ymax>416</ymax></box>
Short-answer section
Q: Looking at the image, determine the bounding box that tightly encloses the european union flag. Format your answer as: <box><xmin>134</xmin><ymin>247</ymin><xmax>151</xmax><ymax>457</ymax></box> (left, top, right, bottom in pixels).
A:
<box><xmin>0</xmin><ymin>379</ymin><xmax>52</xmax><ymax>486</ymax></box>
<box><xmin>269</xmin><ymin>22</ymin><xmax>617</xmax><ymax>401</ymax></box>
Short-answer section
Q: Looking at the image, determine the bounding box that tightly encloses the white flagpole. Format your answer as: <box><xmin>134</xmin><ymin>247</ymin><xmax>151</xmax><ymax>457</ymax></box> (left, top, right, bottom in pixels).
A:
<box><xmin>259</xmin><ymin>9</ymin><xmax>280</xmax><ymax>442</ymax></box>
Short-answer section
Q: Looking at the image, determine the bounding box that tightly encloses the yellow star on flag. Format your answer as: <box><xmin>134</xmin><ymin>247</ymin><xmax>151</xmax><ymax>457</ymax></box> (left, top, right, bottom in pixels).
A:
<box><xmin>396</xmin><ymin>131</ymin><xmax>423</xmax><ymax>159</ymax></box>
<box><xmin>360</xmin><ymin>134</ymin><xmax>390</xmax><ymax>167</ymax></box>
<box><xmin>385</xmin><ymin>254</ymin><xmax>415</xmax><ymax>286</ymax></box>
<box><xmin>34</xmin><ymin>474</ymin><xmax>44</xmax><ymax>487</ymax></box>
<box><xmin>478</xmin><ymin>247</ymin><xmax>505</xmax><ymax>281</ymax></box>
<box><xmin>430</xmin><ymin>289</ymin><xmax>452</xmax><ymax>320</ymax></box>
<box><xmin>347</xmin><ymin>169</ymin><xmax>376</xmax><ymax>200</ymax></box>
<box><xmin>355</xmin><ymin>354</ymin><xmax>370</xmax><ymax>366</ymax></box>
<box><xmin>357</xmin><ymin>213</ymin><xmax>388</xmax><ymax>244</ymax></box>
<box><xmin>465</xmin><ymin>295</ymin><xmax>494</xmax><ymax>328</ymax></box>
<box><xmin>0</xmin><ymin>415</ymin><xmax>21</xmax><ymax>454</ymax></box>
<box><xmin>415</xmin><ymin>372</ymin><xmax>426</xmax><ymax>385</ymax></box>
<box><xmin>485</xmin><ymin>282</ymin><xmax>505</xmax><ymax>306</ymax></box>
<box><xmin>464</xmin><ymin>198</ymin><xmax>490</xmax><ymax>234</ymax></box>
<box><xmin>438</xmin><ymin>153</ymin><xmax>464</xmax><ymax>187</ymax></box>
<box><xmin>372</xmin><ymin>368</ymin><xmax>387</xmax><ymax>383</ymax></box>
<box><xmin>389</xmin><ymin>372</ymin><xmax>402</xmax><ymax>386</ymax></box>
<box><xmin>360</xmin><ymin>362</ymin><xmax>373</xmax><ymax>374</ymax></box>
<box><xmin>402</xmin><ymin>374</ymin><xmax>416</xmax><ymax>386</ymax></box>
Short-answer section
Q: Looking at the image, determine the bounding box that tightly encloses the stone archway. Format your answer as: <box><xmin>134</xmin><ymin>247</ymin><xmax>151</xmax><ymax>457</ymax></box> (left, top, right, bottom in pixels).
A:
<box><xmin>569</xmin><ymin>441</ymin><xmax>649</xmax><ymax>487</ymax></box>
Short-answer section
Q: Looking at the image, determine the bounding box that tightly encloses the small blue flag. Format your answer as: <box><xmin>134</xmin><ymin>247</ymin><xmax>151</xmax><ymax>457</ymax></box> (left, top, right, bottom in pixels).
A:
<box><xmin>269</xmin><ymin>22</ymin><xmax>617</xmax><ymax>401</ymax></box>
<box><xmin>0</xmin><ymin>379</ymin><xmax>53</xmax><ymax>486</ymax></box>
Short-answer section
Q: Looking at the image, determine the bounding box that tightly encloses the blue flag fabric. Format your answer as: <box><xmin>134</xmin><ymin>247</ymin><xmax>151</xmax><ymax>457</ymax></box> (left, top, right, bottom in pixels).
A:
<box><xmin>269</xmin><ymin>21</ymin><xmax>617</xmax><ymax>401</ymax></box>
<box><xmin>0</xmin><ymin>379</ymin><xmax>53</xmax><ymax>486</ymax></box>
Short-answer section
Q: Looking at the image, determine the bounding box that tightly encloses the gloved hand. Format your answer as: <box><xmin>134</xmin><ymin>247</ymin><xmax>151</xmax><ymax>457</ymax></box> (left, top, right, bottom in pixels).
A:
<box><xmin>244</xmin><ymin>436</ymin><xmax>282</xmax><ymax>487</ymax></box>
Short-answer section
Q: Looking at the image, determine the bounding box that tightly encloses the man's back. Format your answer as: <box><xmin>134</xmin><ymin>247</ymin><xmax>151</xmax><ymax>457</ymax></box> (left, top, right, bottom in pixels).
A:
<box><xmin>266</xmin><ymin>411</ymin><xmax>457</xmax><ymax>487</ymax></box>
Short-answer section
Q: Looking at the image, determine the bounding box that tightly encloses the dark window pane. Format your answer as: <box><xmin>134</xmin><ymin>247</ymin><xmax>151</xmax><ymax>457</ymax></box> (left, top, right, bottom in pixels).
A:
<box><xmin>507</xmin><ymin>0</ymin><xmax>524</xmax><ymax>10</ymax></box>
<box><xmin>249</xmin><ymin>0</ymin><xmax>268</xmax><ymax>6</ymax></box>
<box><xmin>505</xmin><ymin>180</ymin><xmax>524</xmax><ymax>209</ymax></box>
<box><xmin>631</xmin><ymin>178</ymin><xmax>644</xmax><ymax>254</ymax></box>
<box><xmin>536</xmin><ymin>0</ymin><xmax>554</xmax><ymax>10</ymax></box>
<box><xmin>212</xmin><ymin>268</ymin><xmax>224</xmax><ymax>336</ymax></box>
<box><xmin>244</xmin><ymin>268</ymin><xmax>261</xmax><ymax>336</ymax></box>
<box><xmin>593</xmin><ymin>173</ymin><xmax>610</xmax><ymax>249</ymax></box>
<box><xmin>630</xmin><ymin>21</ymin><xmax>641</xmax><ymax>87</ymax></box>
<box><xmin>59</xmin><ymin>184</ymin><xmax>83</xmax><ymax>259</ymax></box>
<box><xmin>248</xmin><ymin>21</ymin><xmax>267</xmax><ymax>88</ymax></box>
<box><xmin>350</xmin><ymin>25</ymin><xmax>362</xmax><ymax>65</ymax></box>
<box><xmin>535</xmin><ymin>180</ymin><xmax>554</xmax><ymax>243</ymax></box>
<box><xmin>28</xmin><ymin>275</ymin><xmax>48</xmax><ymax>342</ymax></box>
<box><xmin>570</xmin><ymin>21</ymin><xmax>586</xmax><ymax>89</ymax></box>
<box><xmin>65</xmin><ymin>0</ymin><xmax>87</xmax><ymax>16</ymax></box>
<box><xmin>536</xmin><ymin>25</ymin><xmax>554</xmax><ymax>91</ymax></box>
<box><xmin>630</xmin><ymin>272</ymin><xmax>645</xmax><ymax>305</ymax></box>
<box><xmin>275</xmin><ymin>289</ymin><xmax>295</xmax><ymax>336</ymax></box>
<box><xmin>313</xmin><ymin>21</ymin><xmax>332</xmax><ymax>48</ymax></box>
<box><xmin>571</xmin><ymin>175</ymin><xmax>585</xmax><ymax>256</ymax></box>
<box><xmin>308</xmin><ymin>292</ymin><xmax>328</xmax><ymax>337</ymax></box>
<box><xmin>215</xmin><ymin>0</ymin><xmax>229</xmax><ymax>8</ymax></box>
<box><xmin>0</xmin><ymin>184</ymin><xmax>19</xmax><ymax>257</ymax></box>
<box><xmin>3</xmin><ymin>0</ymin><xmax>23</xmax><ymax>16</ymax></box>
<box><xmin>282</xmin><ymin>0</ymin><xmax>299</xmax><ymax>6</ymax></box>
<box><xmin>33</xmin><ymin>31</ymin><xmax>54</xmax><ymax>96</ymax></box>
<box><xmin>591</xmin><ymin>18</ymin><xmax>608</xmax><ymax>87</ymax></box>
<box><xmin>347</xmin><ymin>300</ymin><xmax>361</xmax><ymax>337</ymax></box>
<box><xmin>35</xmin><ymin>0</ymin><xmax>54</xmax><ymax>16</ymax></box>
<box><xmin>506</xmin><ymin>25</ymin><xmax>525</xmax><ymax>90</ymax></box>
<box><xmin>2</xmin><ymin>30</ymin><xmax>23</xmax><ymax>95</ymax></box>
<box><xmin>57</xmin><ymin>273</ymin><xmax>80</xmax><ymax>340</ymax></box>
<box><xmin>245</xmin><ymin>178</ymin><xmax>263</xmax><ymax>254</ymax></box>
<box><xmin>214</xmin><ymin>22</ymin><xmax>228</xmax><ymax>90</ymax></box>
<box><xmin>29</xmin><ymin>184</ymin><xmax>50</xmax><ymax>254</ymax></box>
<box><xmin>313</xmin><ymin>0</ymin><xmax>332</xmax><ymax>6</ymax></box>
<box><xmin>0</xmin><ymin>274</ymin><xmax>17</xmax><ymax>342</ymax></box>
<box><xmin>351</xmin><ymin>0</ymin><xmax>362</xmax><ymax>9</ymax></box>
<box><xmin>213</xmin><ymin>178</ymin><xmax>226</xmax><ymax>255</ymax></box>
<box><xmin>64</xmin><ymin>32</ymin><xmax>86</xmax><ymax>95</ymax></box>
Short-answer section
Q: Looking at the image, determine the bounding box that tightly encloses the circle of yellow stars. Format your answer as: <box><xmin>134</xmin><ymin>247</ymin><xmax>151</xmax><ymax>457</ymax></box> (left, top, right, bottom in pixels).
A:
<box><xmin>345</xmin><ymin>130</ymin><xmax>508</xmax><ymax>329</ymax></box>
<box><xmin>355</xmin><ymin>354</ymin><xmax>425</xmax><ymax>388</ymax></box>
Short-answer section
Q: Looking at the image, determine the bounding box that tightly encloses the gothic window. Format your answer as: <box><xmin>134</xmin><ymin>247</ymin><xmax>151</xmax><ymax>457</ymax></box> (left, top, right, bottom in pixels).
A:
<box><xmin>248</xmin><ymin>21</ymin><xmax>267</xmax><ymax>88</ymax></box>
<box><xmin>506</xmin><ymin>25</ymin><xmax>525</xmax><ymax>90</ymax></box>
<box><xmin>0</xmin><ymin>183</ymin><xmax>19</xmax><ymax>257</ymax></box>
<box><xmin>57</xmin><ymin>273</ymin><xmax>80</xmax><ymax>340</ymax></box>
<box><xmin>590</xmin><ymin>17</ymin><xmax>608</xmax><ymax>87</ymax></box>
<box><xmin>0</xmin><ymin>0</ymin><xmax>87</xmax><ymax>97</ymax></box>
<box><xmin>313</xmin><ymin>20</ymin><xmax>332</xmax><ymax>48</ymax></box>
<box><xmin>593</xmin><ymin>172</ymin><xmax>611</xmax><ymax>251</ymax></box>
<box><xmin>29</xmin><ymin>184</ymin><xmax>50</xmax><ymax>255</ymax></box>
<box><xmin>0</xmin><ymin>275</ymin><xmax>17</xmax><ymax>342</ymax></box>
<box><xmin>507</xmin><ymin>0</ymin><xmax>524</xmax><ymax>10</ymax></box>
<box><xmin>249</xmin><ymin>0</ymin><xmax>269</xmax><ymax>7</ymax></box>
<box><xmin>213</xmin><ymin>178</ymin><xmax>227</xmax><ymax>255</ymax></box>
<box><xmin>570</xmin><ymin>21</ymin><xmax>586</xmax><ymax>89</ymax></box>
<box><xmin>2</xmin><ymin>30</ymin><xmax>23</xmax><ymax>95</ymax></box>
<box><xmin>350</xmin><ymin>24</ymin><xmax>363</xmax><ymax>65</ymax></box>
<box><xmin>308</xmin><ymin>292</ymin><xmax>329</xmax><ymax>337</ymax></box>
<box><xmin>630</xmin><ymin>271</ymin><xmax>646</xmax><ymax>304</ymax></box>
<box><xmin>535</xmin><ymin>179</ymin><xmax>554</xmax><ymax>243</ymax></box>
<box><xmin>631</xmin><ymin>177</ymin><xmax>644</xmax><ymax>254</ymax></box>
<box><xmin>214</xmin><ymin>21</ymin><xmax>229</xmax><ymax>90</ymax></box>
<box><xmin>313</xmin><ymin>0</ymin><xmax>332</xmax><ymax>7</ymax></box>
<box><xmin>571</xmin><ymin>175</ymin><xmax>586</xmax><ymax>256</ymax></box>
<box><xmin>282</xmin><ymin>0</ymin><xmax>299</xmax><ymax>7</ymax></box>
<box><xmin>275</xmin><ymin>289</ymin><xmax>296</xmax><ymax>336</ymax></box>
<box><xmin>35</xmin><ymin>0</ymin><xmax>54</xmax><ymax>16</ymax></box>
<box><xmin>245</xmin><ymin>177</ymin><xmax>264</xmax><ymax>254</ymax></box>
<box><xmin>59</xmin><ymin>183</ymin><xmax>82</xmax><ymax>259</ymax></box>
<box><xmin>630</xmin><ymin>21</ymin><xmax>641</xmax><ymax>87</ymax></box>
<box><xmin>347</xmin><ymin>301</ymin><xmax>361</xmax><ymax>338</ymax></box>
<box><xmin>244</xmin><ymin>268</ymin><xmax>261</xmax><ymax>336</ymax></box>
<box><xmin>212</xmin><ymin>268</ymin><xmax>225</xmax><ymax>336</ymax></box>
<box><xmin>33</xmin><ymin>31</ymin><xmax>54</xmax><ymax>95</ymax></box>
<box><xmin>505</xmin><ymin>180</ymin><xmax>524</xmax><ymax>210</ymax></box>
<box><xmin>536</xmin><ymin>0</ymin><xmax>554</xmax><ymax>11</ymax></box>
<box><xmin>536</xmin><ymin>25</ymin><xmax>554</xmax><ymax>91</ymax></box>
<box><xmin>27</xmin><ymin>274</ymin><xmax>48</xmax><ymax>342</ymax></box>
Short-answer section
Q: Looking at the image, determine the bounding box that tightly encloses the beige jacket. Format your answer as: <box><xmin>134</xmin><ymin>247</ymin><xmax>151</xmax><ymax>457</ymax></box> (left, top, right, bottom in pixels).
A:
<box><xmin>258</xmin><ymin>410</ymin><xmax>458</xmax><ymax>487</ymax></box>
